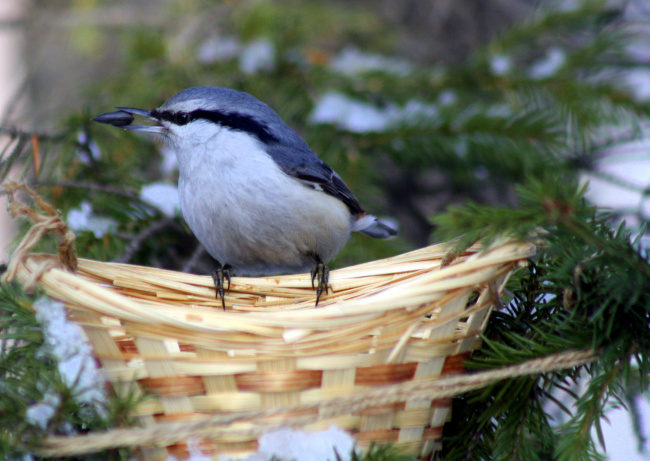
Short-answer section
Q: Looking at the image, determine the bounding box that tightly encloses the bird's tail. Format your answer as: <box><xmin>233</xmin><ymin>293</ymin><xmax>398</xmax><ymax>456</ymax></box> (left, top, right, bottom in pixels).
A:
<box><xmin>352</xmin><ymin>213</ymin><xmax>398</xmax><ymax>239</ymax></box>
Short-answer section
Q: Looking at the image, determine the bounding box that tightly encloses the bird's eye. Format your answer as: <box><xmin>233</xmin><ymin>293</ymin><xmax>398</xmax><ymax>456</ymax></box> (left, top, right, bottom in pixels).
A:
<box><xmin>174</xmin><ymin>113</ymin><xmax>191</xmax><ymax>125</ymax></box>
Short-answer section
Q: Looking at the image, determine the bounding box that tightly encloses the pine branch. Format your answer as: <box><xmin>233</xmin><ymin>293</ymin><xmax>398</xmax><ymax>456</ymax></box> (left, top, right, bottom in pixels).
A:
<box><xmin>0</xmin><ymin>284</ymin><xmax>142</xmax><ymax>459</ymax></box>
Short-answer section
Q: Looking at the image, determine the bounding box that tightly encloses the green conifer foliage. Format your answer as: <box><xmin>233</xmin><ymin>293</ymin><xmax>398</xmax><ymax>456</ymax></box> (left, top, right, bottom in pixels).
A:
<box><xmin>1</xmin><ymin>1</ymin><xmax>649</xmax><ymax>459</ymax></box>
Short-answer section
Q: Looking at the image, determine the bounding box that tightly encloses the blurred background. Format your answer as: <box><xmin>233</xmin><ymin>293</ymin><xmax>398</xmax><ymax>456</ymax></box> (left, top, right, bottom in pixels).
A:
<box><xmin>1</xmin><ymin>0</ymin><xmax>650</xmax><ymax>459</ymax></box>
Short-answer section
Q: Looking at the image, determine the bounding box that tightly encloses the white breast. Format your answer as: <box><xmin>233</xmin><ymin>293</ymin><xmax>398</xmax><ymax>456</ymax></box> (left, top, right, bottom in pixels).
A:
<box><xmin>170</xmin><ymin>122</ymin><xmax>353</xmax><ymax>276</ymax></box>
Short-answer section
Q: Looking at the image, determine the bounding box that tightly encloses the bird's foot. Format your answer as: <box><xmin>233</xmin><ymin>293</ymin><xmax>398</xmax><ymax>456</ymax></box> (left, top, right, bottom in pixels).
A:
<box><xmin>211</xmin><ymin>263</ymin><xmax>231</xmax><ymax>310</ymax></box>
<box><xmin>310</xmin><ymin>259</ymin><xmax>329</xmax><ymax>306</ymax></box>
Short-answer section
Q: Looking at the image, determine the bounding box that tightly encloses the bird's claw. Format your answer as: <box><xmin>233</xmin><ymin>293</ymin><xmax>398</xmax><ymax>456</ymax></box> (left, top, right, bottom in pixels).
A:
<box><xmin>310</xmin><ymin>261</ymin><xmax>329</xmax><ymax>306</ymax></box>
<box><xmin>211</xmin><ymin>264</ymin><xmax>231</xmax><ymax>310</ymax></box>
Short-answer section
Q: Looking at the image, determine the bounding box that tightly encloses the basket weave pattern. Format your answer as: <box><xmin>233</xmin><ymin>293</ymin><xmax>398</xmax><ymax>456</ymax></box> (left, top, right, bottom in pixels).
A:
<box><xmin>13</xmin><ymin>241</ymin><xmax>534</xmax><ymax>459</ymax></box>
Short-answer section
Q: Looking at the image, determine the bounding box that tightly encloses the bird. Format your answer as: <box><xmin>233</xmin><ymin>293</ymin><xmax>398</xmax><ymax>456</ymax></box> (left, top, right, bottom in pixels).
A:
<box><xmin>93</xmin><ymin>86</ymin><xmax>397</xmax><ymax>308</ymax></box>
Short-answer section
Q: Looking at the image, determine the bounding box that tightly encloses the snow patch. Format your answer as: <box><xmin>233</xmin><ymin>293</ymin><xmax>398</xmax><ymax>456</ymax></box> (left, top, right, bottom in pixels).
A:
<box><xmin>310</xmin><ymin>91</ymin><xmax>438</xmax><ymax>133</ymax></box>
<box><xmin>239</xmin><ymin>38</ymin><xmax>276</xmax><ymax>74</ymax></box>
<box><xmin>140</xmin><ymin>182</ymin><xmax>180</xmax><ymax>218</ymax></box>
<box><xmin>221</xmin><ymin>426</ymin><xmax>356</xmax><ymax>461</ymax></box>
<box><xmin>67</xmin><ymin>202</ymin><xmax>117</xmax><ymax>238</ymax></box>
<box><xmin>529</xmin><ymin>47</ymin><xmax>566</xmax><ymax>79</ymax></box>
<box><xmin>490</xmin><ymin>54</ymin><xmax>513</xmax><ymax>76</ymax></box>
<box><xmin>197</xmin><ymin>35</ymin><xmax>241</xmax><ymax>64</ymax></box>
<box><xmin>32</xmin><ymin>297</ymin><xmax>106</xmax><ymax>412</ymax></box>
<box><xmin>329</xmin><ymin>46</ymin><xmax>413</xmax><ymax>76</ymax></box>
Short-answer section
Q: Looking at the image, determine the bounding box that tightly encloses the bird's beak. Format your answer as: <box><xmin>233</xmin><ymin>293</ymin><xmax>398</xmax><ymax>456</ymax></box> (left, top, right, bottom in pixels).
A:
<box><xmin>92</xmin><ymin>107</ymin><xmax>164</xmax><ymax>134</ymax></box>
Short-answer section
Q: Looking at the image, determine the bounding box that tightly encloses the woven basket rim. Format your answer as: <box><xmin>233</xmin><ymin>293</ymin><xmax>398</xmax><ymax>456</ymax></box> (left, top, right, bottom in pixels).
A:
<box><xmin>15</xmin><ymin>240</ymin><xmax>535</xmax><ymax>330</ymax></box>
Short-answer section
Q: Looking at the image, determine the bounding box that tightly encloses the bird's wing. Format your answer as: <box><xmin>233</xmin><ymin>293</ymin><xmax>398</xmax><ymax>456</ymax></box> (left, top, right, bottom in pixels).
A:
<box><xmin>293</xmin><ymin>161</ymin><xmax>364</xmax><ymax>215</ymax></box>
<box><xmin>267</xmin><ymin>144</ymin><xmax>364</xmax><ymax>215</ymax></box>
<box><xmin>291</xmin><ymin>161</ymin><xmax>398</xmax><ymax>239</ymax></box>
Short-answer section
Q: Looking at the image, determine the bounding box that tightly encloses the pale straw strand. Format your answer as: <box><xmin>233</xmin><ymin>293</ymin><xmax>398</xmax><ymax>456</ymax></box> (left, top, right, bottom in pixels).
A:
<box><xmin>2</xmin><ymin>182</ymin><xmax>77</xmax><ymax>290</ymax></box>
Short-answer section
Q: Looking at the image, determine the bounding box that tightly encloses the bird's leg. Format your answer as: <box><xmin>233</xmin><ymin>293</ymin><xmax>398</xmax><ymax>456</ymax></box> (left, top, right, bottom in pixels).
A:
<box><xmin>310</xmin><ymin>256</ymin><xmax>329</xmax><ymax>306</ymax></box>
<box><xmin>211</xmin><ymin>263</ymin><xmax>231</xmax><ymax>310</ymax></box>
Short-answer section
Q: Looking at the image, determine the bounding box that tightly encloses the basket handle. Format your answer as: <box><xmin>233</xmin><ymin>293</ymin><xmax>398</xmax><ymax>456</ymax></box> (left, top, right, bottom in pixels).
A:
<box><xmin>2</xmin><ymin>182</ymin><xmax>77</xmax><ymax>290</ymax></box>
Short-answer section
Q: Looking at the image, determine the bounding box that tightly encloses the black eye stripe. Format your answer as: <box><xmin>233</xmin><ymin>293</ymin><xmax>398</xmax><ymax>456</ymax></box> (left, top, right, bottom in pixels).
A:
<box><xmin>151</xmin><ymin>110</ymin><xmax>193</xmax><ymax>126</ymax></box>
<box><xmin>151</xmin><ymin>109</ymin><xmax>278</xmax><ymax>144</ymax></box>
<box><xmin>175</xmin><ymin>113</ymin><xmax>190</xmax><ymax>125</ymax></box>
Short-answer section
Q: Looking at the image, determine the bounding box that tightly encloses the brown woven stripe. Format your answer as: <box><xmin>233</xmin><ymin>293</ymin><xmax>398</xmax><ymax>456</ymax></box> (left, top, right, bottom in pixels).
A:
<box><xmin>235</xmin><ymin>370</ymin><xmax>323</xmax><ymax>392</ymax></box>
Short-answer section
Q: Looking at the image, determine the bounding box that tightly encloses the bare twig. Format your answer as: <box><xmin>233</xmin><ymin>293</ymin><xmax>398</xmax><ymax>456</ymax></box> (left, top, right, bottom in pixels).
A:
<box><xmin>113</xmin><ymin>218</ymin><xmax>180</xmax><ymax>264</ymax></box>
<box><xmin>181</xmin><ymin>243</ymin><xmax>205</xmax><ymax>273</ymax></box>
<box><xmin>36</xmin><ymin>180</ymin><xmax>140</xmax><ymax>200</ymax></box>
<box><xmin>0</xmin><ymin>125</ymin><xmax>65</xmax><ymax>142</ymax></box>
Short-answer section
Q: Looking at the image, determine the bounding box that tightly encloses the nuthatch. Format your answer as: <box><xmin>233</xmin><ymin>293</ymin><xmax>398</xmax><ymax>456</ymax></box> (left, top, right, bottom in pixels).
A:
<box><xmin>94</xmin><ymin>87</ymin><xmax>397</xmax><ymax>308</ymax></box>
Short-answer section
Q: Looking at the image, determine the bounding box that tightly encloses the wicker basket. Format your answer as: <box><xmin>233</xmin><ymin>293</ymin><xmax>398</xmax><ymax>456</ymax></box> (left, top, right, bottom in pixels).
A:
<box><xmin>8</xmin><ymin>236</ymin><xmax>535</xmax><ymax>460</ymax></box>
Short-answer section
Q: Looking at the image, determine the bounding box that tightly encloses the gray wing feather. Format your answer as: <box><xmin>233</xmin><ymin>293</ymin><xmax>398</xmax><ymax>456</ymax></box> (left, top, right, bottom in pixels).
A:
<box><xmin>258</xmin><ymin>111</ymin><xmax>398</xmax><ymax>238</ymax></box>
<box><xmin>265</xmin><ymin>137</ymin><xmax>364</xmax><ymax>215</ymax></box>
